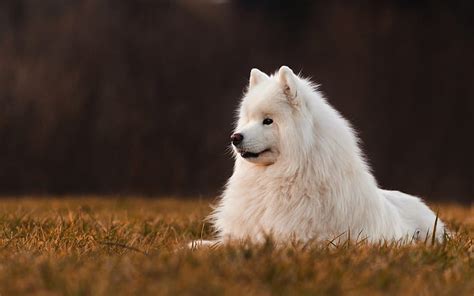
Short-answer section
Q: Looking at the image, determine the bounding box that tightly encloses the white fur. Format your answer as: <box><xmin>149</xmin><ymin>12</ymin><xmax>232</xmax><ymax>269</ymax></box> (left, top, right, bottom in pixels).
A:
<box><xmin>210</xmin><ymin>66</ymin><xmax>445</xmax><ymax>244</ymax></box>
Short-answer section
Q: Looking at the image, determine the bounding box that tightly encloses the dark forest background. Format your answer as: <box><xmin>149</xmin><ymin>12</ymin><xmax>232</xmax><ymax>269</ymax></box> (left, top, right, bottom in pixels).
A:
<box><xmin>0</xmin><ymin>0</ymin><xmax>472</xmax><ymax>202</ymax></box>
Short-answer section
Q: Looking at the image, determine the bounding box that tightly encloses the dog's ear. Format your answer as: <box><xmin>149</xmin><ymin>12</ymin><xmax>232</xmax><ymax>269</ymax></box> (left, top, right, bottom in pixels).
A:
<box><xmin>278</xmin><ymin>66</ymin><xmax>298</xmax><ymax>102</ymax></box>
<box><xmin>249</xmin><ymin>68</ymin><xmax>269</xmax><ymax>89</ymax></box>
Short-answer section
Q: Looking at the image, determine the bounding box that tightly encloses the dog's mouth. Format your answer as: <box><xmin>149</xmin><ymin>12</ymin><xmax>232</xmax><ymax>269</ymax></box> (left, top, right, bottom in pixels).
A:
<box><xmin>240</xmin><ymin>149</ymin><xmax>271</xmax><ymax>159</ymax></box>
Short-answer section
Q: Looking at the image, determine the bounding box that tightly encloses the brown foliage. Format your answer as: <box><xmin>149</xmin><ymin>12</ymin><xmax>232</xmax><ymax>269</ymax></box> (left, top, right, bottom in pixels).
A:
<box><xmin>0</xmin><ymin>197</ymin><xmax>472</xmax><ymax>295</ymax></box>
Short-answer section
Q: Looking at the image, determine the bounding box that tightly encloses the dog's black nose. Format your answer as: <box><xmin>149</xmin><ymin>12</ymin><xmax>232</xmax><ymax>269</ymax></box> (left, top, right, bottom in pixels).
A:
<box><xmin>230</xmin><ymin>133</ymin><xmax>243</xmax><ymax>145</ymax></box>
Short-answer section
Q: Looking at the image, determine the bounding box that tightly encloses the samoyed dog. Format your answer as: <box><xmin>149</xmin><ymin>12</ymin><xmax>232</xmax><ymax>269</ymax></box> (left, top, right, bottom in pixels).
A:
<box><xmin>200</xmin><ymin>66</ymin><xmax>445</xmax><ymax>246</ymax></box>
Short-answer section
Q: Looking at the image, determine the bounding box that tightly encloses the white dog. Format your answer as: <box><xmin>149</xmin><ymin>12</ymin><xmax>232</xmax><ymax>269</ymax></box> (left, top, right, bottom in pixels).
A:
<box><xmin>198</xmin><ymin>66</ymin><xmax>445</xmax><ymax>246</ymax></box>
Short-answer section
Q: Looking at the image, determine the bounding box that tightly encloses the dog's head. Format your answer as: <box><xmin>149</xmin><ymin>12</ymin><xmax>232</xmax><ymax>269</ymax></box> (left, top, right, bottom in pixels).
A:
<box><xmin>231</xmin><ymin>66</ymin><xmax>304</xmax><ymax>166</ymax></box>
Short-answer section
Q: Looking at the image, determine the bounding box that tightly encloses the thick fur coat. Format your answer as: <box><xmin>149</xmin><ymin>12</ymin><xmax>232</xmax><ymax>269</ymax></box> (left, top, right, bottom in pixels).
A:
<box><xmin>209</xmin><ymin>66</ymin><xmax>445</xmax><ymax>244</ymax></box>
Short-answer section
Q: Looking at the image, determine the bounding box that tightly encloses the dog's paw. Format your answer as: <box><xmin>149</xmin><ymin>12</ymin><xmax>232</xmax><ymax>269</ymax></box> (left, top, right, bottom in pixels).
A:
<box><xmin>187</xmin><ymin>240</ymin><xmax>220</xmax><ymax>250</ymax></box>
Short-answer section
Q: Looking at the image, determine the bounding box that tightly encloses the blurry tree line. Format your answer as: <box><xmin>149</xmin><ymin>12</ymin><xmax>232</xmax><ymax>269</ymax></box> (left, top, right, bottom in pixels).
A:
<box><xmin>0</xmin><ymin>0</ymin><xmax>472</xmax><ymax>201</ymax></box>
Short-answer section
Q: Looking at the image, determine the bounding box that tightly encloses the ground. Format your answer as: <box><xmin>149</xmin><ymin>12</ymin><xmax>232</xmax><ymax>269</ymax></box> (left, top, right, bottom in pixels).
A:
<box><xmin>0</xmin><ymin>197</ymin><xmax>472</xmax><ymax>295</ymax></box>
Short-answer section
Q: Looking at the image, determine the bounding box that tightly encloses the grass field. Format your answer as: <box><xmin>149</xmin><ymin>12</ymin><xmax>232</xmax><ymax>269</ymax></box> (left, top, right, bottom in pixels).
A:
<box><xmin>0</xmin><ymin>197</ymin><xmax>472</xmax><ymax>295</ymax></box>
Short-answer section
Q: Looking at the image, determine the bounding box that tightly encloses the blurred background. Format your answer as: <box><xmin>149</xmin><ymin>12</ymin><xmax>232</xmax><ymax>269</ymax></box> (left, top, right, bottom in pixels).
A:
<box><xmin>0</xmin><ymin>0</ymin><xmax>472</xmax><ymax>202</ymax></box>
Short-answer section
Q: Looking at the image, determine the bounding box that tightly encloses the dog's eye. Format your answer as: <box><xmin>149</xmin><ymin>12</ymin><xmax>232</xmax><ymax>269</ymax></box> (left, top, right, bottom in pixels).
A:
<box><xmin>263</xmin><ymin>118</ymin><xmax>273</xmax><ymax>125</ymax></box>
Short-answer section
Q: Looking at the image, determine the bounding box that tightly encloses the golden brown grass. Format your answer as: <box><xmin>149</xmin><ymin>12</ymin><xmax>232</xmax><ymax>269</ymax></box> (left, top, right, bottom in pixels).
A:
<box><xmin>0</xmin><ymin>196</ymin><xmax>472</xmax><ymax>295</ymax></box>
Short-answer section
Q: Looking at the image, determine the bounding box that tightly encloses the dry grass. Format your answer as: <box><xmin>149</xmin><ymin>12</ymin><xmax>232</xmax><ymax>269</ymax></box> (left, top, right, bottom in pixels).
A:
<box><xmin>0</xmin><ymin>197</ymin><xmax>472</xmax><ymax>295</ymax></box>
